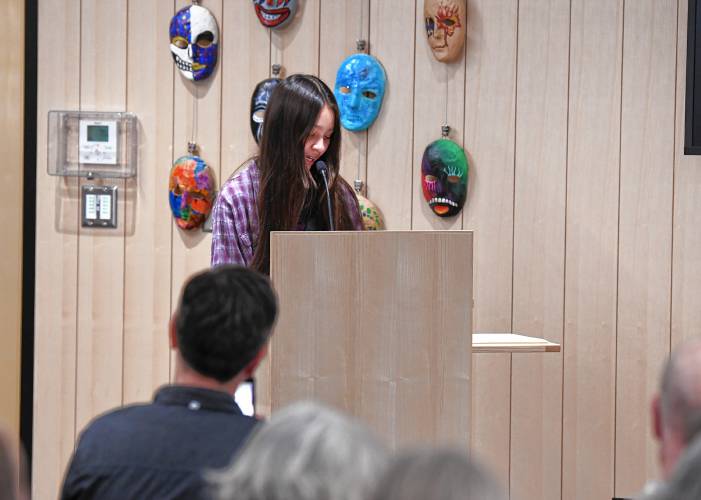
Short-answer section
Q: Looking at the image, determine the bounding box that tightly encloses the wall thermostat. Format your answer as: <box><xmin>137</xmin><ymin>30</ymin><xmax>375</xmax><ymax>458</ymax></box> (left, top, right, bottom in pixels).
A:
<box><xmin>79</xmin><ymin>119</ymin><xmax>117</xmax><ymax>165</ymax></box>
<box><xmin>47</xmin><ymin>110</ymin><xmax>138</xmax><ymax>179</ymax></box>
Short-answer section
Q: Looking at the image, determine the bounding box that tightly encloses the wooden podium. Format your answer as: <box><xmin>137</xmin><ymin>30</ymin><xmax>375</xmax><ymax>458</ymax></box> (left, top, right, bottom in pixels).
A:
<box><xmin>256</xmin><ymin>231</ymin><xmax>474</xmax><ymax>449</ymax></box>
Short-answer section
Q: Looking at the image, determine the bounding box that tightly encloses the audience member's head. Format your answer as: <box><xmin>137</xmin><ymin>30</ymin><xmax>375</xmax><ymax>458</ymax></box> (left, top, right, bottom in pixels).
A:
<box><xmin>652</xmin><ymin>337</ymin><xmax>701</xmax><ymax>478</ymax></box>
<box><xmin>171</xmin><ymin>264</ymin><xmax>277</xmax><ymax>384</ymax></box>
<box><xmin>642</xmin><ymin>434</ymin><xmax>701</xmax><ymax>500</ymax></box>
<box><xmin>210</xmin><ymin>400</ymin><xmax>388</xmax><ymax>500</ymax></box>
<box><xmin>370</xmin><ymin>448</ymin><xmax>505</xmax><ymax>500</ymax></box>
<box><xmin>0</xmin><ymin>425</ymin><xmax>28</xmax><ymax>500</ymax></box>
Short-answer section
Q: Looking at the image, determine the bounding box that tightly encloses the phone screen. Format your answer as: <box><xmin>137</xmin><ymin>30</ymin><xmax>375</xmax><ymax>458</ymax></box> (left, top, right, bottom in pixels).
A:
<box><xmin>234</xmin><ymin>379</ymin><xmax>255</xmax><ymax>416</ymax></box>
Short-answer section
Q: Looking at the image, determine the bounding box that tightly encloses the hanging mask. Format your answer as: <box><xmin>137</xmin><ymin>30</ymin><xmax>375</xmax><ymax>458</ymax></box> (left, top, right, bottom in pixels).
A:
<box><xmin>356</xmin><ymin>193</ymin><xmax>385</xmax><ymax>231</ymax></box>
<box><xmin>250</xmin><ymin>78</ymin><xmax>281</xmax><ymax>144</ymax></box>
<box><xmin>424</xmin><ymin>0</ymin><xmax>466</xmax><ymax>63</ymax></box>
<box><xmin>421</xmin><ymin>139</ymin><xmax>468</xmax><ymax>217</ymax></box>
<box><xmin>169</xmin><ymin>5</ymin><xmax>219</xmax><ymax>81</ymax></box>
<box><xmin>334</xmin><ymin>54</ymin><xmax>387</xmax><ymax>132</ymax></box>
<box><xmin>252</xmin><ymin>0</ymin><xmax>298</xmax><ymax>29</ymax></box>
<box><xmin>169</xmin><ymin>155</ymin><xmax>215</xmax><ymax>230</ymax></box>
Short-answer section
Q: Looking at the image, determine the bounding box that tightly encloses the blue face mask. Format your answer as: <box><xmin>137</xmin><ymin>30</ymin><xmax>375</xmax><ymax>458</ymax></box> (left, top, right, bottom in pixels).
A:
<box><xmin>334</xmin><ymin>54</ymin><xmax>386</xmax><ymax>132</ymax></box>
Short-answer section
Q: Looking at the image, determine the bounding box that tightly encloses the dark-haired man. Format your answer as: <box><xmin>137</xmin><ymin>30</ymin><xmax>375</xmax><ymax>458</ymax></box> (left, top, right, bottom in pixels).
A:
<box><xmin>61</xmin><ymin>265</ymin><xmax>278</xmax><ymax>500</ymax></box>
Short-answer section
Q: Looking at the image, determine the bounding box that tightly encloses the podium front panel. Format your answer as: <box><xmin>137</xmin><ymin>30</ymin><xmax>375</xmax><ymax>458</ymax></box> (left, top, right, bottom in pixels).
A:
<box><xmin>260</xmin><ymin>230</ymin><xmax>473</xmax><ymax>449</ymax></box>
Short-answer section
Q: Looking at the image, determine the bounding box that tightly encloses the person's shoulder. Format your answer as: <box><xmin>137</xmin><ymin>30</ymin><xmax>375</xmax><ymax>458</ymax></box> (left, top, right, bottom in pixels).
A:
<box><xmin>218</xmin><ymin>160</ymin><xmax>258</xmax><ymax>203</ymax></box>
<box><xmin>337</xmin><ymin>177</ymin><xmax>355</xmax><ymax>195</ymax></box>
<box><xmin>225</xmin><ymin>160</ymin><xmax>259</xmax><ymax>188</ymax></box>
<box><xmin>336</xmin><ymin>177</ymin><xmax>361</xmax><ymax>206</ymax></box>
<box><xmin>77</xmin><ymin>402</ymin><xmax>155</xmax><ymax>439</ymax></box>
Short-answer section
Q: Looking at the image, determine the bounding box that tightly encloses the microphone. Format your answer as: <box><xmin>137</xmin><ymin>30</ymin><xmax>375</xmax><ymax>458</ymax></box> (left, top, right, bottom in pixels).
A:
<box><xmin>314</xmin><ymin>160</ymin><xmax>335</xmax><ymax>231</ymax></box>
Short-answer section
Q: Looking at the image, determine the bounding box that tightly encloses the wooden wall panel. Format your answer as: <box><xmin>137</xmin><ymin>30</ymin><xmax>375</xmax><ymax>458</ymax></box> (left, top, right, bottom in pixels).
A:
<box><xmin>272</xmin><ymin>0</ymin><xmax>320</xmax><ymax>76</ymax></box>
<box><xmin>367</xmin><ymin>0</ymin><xmax>416</xmax><ymax>230</ymax></box>
<box><xmin>33</xmin><ymin>0</ymin><xmax>81</xmax><ymax>497</ymax></box>
<box><xmin>673</xmin><ymin>0</ymin><xmax>701</xmax><ymax>345</ymax></box>
<box><xmin>0</xmin><ymin>0</ymin><xmax>24</xmax><ymax>437</ymax></box>
<box><xmin>319</xmin><ymin>0</ymin><xmax>368</xmax><ymax>189</ymax></box>
<box><xmin>563</xmin><ymin>1</ymin><xmax>623</xmax><ymax>499</ymax></box>
<box><xmin>614</xmin><ymin>1</ymin><xmax>676</xmax><ymax>495</ymax></box>
<box><xmin>464</xmin><ymin>0</ymin><xmax>517</xmax><ymax>486</ymax></box>
<box><xmin>510</xmin><ymin>0</ymin><xmax>569</xmax><ymax>498</ymax></box>
<box><xmin>31</xmin><ymin>1</ymin><xmax>697</xmax><ymax>498</ymax></box>
<box><xmin>170</xmin><ymin>0</ymin><xmax>223</xmax><ymax>335</ymax></box>
<box><xmin>122</xmin><ymin>1</ymin><xmax>174</xmax><ymax>405</ymax></box>
<box><xmin>75</xmin><ymin>0</ymin><xmax>128</xmax><ymax>433</ymax></box>
<box><xmin>220</xmin><ymin>1</ymin><xmax>270</xmax><ymax>182</ymax></box>
<box><xmin>411</xmin><ymin>0</ymin><xmax>466</xmax><ymax>231</ymax></box>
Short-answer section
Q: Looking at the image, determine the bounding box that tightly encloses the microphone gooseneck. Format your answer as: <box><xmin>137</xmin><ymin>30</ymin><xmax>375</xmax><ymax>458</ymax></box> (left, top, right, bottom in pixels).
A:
<box><xmin>314</xmin><ymin>160</ymin><xmax>335</xmax><ymax>231</ymax></box>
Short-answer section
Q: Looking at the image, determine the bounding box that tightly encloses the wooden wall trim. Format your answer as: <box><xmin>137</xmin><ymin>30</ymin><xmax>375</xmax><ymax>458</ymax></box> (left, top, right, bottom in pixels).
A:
<box><xmin>0</xmin><ymin>0</ymin><xmax>25</xmax><ymax>444</ymax></box>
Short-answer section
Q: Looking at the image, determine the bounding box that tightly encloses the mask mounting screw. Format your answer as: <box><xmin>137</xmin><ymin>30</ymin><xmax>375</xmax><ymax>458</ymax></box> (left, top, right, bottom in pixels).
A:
<box><xmin>354</xmin><ymin>179</ymin><xmax>365</xmax><ymax>194</ymax></box>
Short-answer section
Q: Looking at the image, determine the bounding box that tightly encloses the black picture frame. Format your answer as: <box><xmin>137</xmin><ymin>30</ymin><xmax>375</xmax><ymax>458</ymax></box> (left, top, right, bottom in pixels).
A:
<box><xmin>685</xmin><ymin>0</ymin><xmax>701</xmax><ymax>154</ymax></box>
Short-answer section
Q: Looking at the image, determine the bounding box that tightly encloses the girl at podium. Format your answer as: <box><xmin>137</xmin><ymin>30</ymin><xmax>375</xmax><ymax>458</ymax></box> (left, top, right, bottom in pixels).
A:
<box><xmin>211</xmin><ymin>74</ymin><xmax>363</xmax><ymax>274</ymax></box>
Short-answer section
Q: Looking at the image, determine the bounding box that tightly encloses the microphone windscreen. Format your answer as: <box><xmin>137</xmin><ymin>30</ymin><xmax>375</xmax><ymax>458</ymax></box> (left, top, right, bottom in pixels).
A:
<box><xmin>314</xmin><ymin>160</ymin><xmax>328</xmax><ymax>175</ymax></box>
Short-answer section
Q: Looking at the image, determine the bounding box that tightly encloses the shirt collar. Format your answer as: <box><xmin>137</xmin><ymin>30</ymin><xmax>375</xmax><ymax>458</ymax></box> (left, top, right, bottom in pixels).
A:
<box><xmin>154</xmin><ymin>385</ymin><xmax>244</xmax><ymax>415</ymax></box>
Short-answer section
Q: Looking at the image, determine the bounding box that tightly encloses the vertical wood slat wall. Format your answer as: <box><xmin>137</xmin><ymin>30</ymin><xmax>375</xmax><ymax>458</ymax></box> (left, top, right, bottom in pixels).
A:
<box><xmin>32</xmin><ymin>1</ymin><xmax>701</xmax><ymax>499</ymax></box>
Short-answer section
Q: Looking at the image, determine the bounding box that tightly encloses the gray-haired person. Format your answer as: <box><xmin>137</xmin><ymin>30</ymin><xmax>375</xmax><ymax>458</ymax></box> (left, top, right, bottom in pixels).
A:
<box><xmin>652</xmin><ymin>337</ymin><xmax>701</xmax><ymax>478</ymax></box>
<box><xmin>370</xmin><ymin>448</ymin><xmax>506</xmax><ymax>500</ymax></box>
<box><xmin>0</xmin><ymin>425</ymin><xmax>28</xmax><ymax>500</ymax></box>
<box><xmin>636</xmin><ymin>337</ymin><xmax>701</xmax><ymax>498</ymax></box>
<box><xmin>640</xmin><ymin>434</ymin><xmax>701</xmax><ymax>500</ymax></box>
<box><xmin>210</xmin><ymin>400</ymin><xmax>388</xmax><ymax>500</ymax></box>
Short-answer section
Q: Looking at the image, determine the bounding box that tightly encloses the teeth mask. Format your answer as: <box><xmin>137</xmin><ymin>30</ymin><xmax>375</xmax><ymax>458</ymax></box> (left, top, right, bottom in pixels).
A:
<box><xmin>334</xmin><ymin>53</ymin><xmax>387</xmax><ymax>132</ymax></box>
<box><xmin>421</xmin><ymin>139</ymin><xmax>468</xmax><ymax>217</ymax></box>
<box><xmin>169</xmin><ymin>155</ymin><xmax>215</xmax><ymax>230</ymax></box>
<box><xmin>424</xmin><ymin>0</ymin><xmax>466</xmax><ymax>63</ymax></box>
<box><xmin>169</xmin><ymin>5</ymin><xmax>219</xmax><ymax>81</ymax></box>
<box><xmin>250</xmin><ymin>77</ymin><xmax>281</xmax><ymax>144</ymax></box>
<box><xmin>252</xmin><ymin>0</ymin><xmax>298</xmax><ymax>29</ymax></box>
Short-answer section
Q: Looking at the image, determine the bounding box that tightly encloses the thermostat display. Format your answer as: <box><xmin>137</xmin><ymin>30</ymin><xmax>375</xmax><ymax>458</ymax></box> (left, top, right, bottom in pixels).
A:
<box><xmin>79</xmin><ymin>119</ymin><xmax>117</xmax><ymax>165</ymax></box>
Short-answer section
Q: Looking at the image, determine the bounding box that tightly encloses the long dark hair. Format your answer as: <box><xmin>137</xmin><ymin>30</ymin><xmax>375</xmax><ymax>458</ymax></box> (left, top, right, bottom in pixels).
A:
<box><xmin>251</xmin><ymin>74</ymin><xmax>357</xmax><ymax>274</ymax></box>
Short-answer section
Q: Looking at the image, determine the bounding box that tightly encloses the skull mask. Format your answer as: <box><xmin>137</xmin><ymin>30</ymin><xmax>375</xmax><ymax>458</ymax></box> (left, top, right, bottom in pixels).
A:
<box><xmin>334</xmin><ymin>54</ymin><xmax>387</xmax><ymax>132</ymax></box>
<box><xmin>169</xmin><ymin>155</ymin><xmax>215</xmax><ymax>230</ymax></box>
<box><xmin>421</xmin><ymin>139</ymin><xmax>468</xmax><ymax>217</ymax></box>
<box><xmin>169</xmin><ymin>5</ymin><xmax>219</xmax><ymax>81</ymax></box>
<box><xmin>252</xmin><ymin>0</ymin><xmax>298</xmax><ymax>29</ymax></box>
<box><xmin>250</xmin><ymin>77</ymin><xmax>281</xmax><ymax>144</ymax></box>
<box><xmin>424</xmin><ymin>0</ymin><xmax>466</xmax><ymax>63</ymax></box>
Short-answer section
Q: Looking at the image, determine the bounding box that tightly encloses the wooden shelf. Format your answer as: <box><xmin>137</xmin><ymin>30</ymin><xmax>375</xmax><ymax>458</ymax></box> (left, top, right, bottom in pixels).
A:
<box><xmin>473</xmin><ymin>333</ymin><xmax>561</xmax><ymax>353</ymax></box>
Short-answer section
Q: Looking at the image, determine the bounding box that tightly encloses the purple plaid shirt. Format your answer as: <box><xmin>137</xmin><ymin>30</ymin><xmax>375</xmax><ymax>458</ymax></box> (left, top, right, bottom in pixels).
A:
<box><xmin>211</xmin><ymin>161</ymin><xmax>363</xmax><ymax>267</ymax></box>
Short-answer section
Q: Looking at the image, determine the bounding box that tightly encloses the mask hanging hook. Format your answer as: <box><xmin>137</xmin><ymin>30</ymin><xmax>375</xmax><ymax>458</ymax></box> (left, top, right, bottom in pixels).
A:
<box><xmin>442</xmin><ymin>64</ymin><xmax>450</xmax><ymax>139</ymax></box>
<box><xmin>354</xmin><ymin>1</ymin><xmax>369</xmax><ymax>195</ymax></box>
